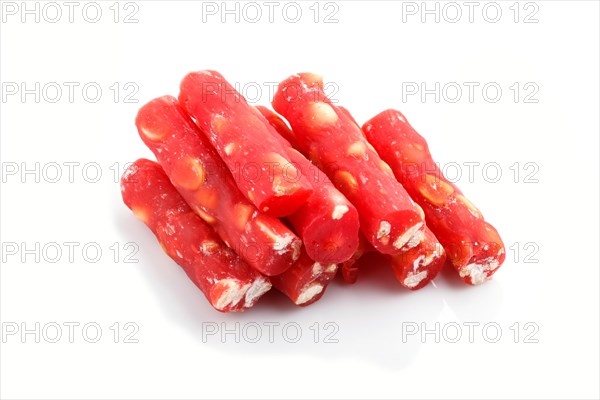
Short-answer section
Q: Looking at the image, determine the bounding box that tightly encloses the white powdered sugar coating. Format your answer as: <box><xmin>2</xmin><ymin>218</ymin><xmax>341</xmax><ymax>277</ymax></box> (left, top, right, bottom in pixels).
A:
<box><xmin>256</xmin><ymin>220</ymin><xmax>298</xmax><ymax>257</ymax></box>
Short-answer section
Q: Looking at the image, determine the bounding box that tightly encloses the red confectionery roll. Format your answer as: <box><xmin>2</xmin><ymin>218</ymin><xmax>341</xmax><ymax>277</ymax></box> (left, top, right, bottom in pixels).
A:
<box><xmin>120</xmin><ymin>159</ymin><xmax>271</xmax><ymax>312</ymax></box>
<box><xmin>270</xmin><ymin>252</ymin><xmax>338</xmax><ymax>306</ymax></box>
<box><xmin>339</xmin><ymin>234</ymin><xmax>373</xmax><ymax>284</ymax></box>
<box><xmin>272</xmin><ymin>73</ymin><xmax>425</xmax><ymax>256</ymax></box>
<box><xmin>388</xmin><ymin>227</ymin><xmax>446</xmax><ymax>290</ymax></box>
<box><xmin>135</xmin><ymin>96</ymin><xmax>301</xmax><ymax>276</ymax></box>
<box><xmin>362</xmin><ymin>109</ymin><xmax>506</xmax><ymax>285</ymax></box>
<box><xmin>338</xmin><ymin>106</ymin><xmax>360</xmax><ymax>127</ymax></box>
<box><xmin>255</xmin><ymin>105</ymin><xmax>300</xmax><ymax>150</ymax></box>
<box><xmin>340</xmin><ymin>227</ymin><xmax>444</xmax><ymax>290</ymax></box>
<box><xmin>179</xmin><ymin>70</ymin><xmax>314</xmax><ymax>217</ymax></box>
<box><xmin>256</xmin><ymin>106</ymin><xmax>360</xmax><ymax>264</ymax></box>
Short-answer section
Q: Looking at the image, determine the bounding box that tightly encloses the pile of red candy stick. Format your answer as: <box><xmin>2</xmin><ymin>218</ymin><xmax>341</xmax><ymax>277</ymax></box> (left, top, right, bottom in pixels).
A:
<box><xmin>121</xmin><ymin>71</ymin><xmax>506</xmax><ymax>312</ymax></box>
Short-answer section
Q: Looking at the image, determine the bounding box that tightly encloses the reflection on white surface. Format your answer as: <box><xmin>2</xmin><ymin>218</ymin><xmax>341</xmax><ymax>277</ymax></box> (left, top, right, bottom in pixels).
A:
<box><xmin>118</xmin><ymin>209</ymin><xmax>505</xmax><ymax>370</ymax></box>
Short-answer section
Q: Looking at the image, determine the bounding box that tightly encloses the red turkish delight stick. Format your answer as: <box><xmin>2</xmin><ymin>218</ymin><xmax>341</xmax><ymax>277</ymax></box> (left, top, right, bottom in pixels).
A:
<box><xmin>256</xmin><ymin>106</ymin><xmax>360</xmax><ymax>264</ymax></box>
<box><xmin>340</xmin><ymin>227</ymin><xmax>445</xmax><ymax>290</ymax></box>
<box><xmin>136</xmin><ymin>96</ymin><xmax>301</xmax><ymax>276</ymax></box>
<box><xmin>286</xmin><ymin>150</ymin><xmax>360</xmax><ymax>264</ymax></box>
<box><xmin>270</xmin><ymin>252</ymin><xmax>338</xmax><ymax>306</ymax></box>
<box><xmin>388</xmin><ymin>227</ymin><xmax>446</xmax><ymax>290</ymax></box>
<box><xmin>338</xmin><ymin>106</ymin><xmax>360</xmax><ymax>127</ymax></box>
<box><xmin>340</xmin><ymin>234</ymin><xmax>373</xmax><ymax>284</ymax></box>
<box><xmin>362</xmin><ymin>109</ymin><xmax>506</xmax><ymax>285</ymax></box>
<box><xmin>179</xmin><ymin>70</ymin><xmax>313</xmax><ymax>217</ymax></box>
<box><xmin>272</xmin><ymin>73</ymin><xmax>425</xmax><ymax>255</ymax></box>
<box><xmin>255</xmin><ymin>106</ymin><xmax>301</xmax><ymax>150</ymax></box>
<box><xmin>120</xmin><ymin>159</ymin><xmax>271</xmax><ymax>312</ymax></box>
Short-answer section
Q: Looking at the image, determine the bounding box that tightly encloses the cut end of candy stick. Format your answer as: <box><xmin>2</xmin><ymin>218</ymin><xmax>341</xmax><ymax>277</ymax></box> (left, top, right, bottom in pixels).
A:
<box><xmin>459</xmin><ymin>255</ymin><xmax>502</xmax><ymax>285</ymax></box>
<box><xmin>295</xmin><ymin>283</ymin><xmax>324</xmax><ymax>305</ymax></box>
<box><xmin>131</xmin><ymin>205</ymin><xmax>151</xmax><ymax>226</ymax></box>
<box><xmin>210</xmin><ymin>279</ymin><xmax>251</xmax><ymax>311</ymax></box>
<box><xmin>271</xmin><ymin>252</ymin><xmax>338</xmax><ymax>307</ymax></box>
<box><xmin>368</xmin><ymin>210</ymin><xmax>425</xmax><ymax>255</ymax></box>
<box><xmin>135</xmin><ymin>96</ymin><xmax>181</xmax><ymax>143</ymax></box>
<box><xmin>453</xmin><ymin>225</ymin><xmax>505</xmax><ymax>285</ymax></box>
<box><xmin>403</xmin><ymin>271</ymin><xmax>428</xmax><ymax>289</ymax></box>
<box><xmin>210</xmin><ymin>278</ymin><xmax>272</xmax><ymax>312</ymax></box>
<box><xmin>390</xmin><ymin>230</ymin><xmax>446</xmax><ymax>291</ymax></box>
<box><xmin>295</xmin><ymin>262</ymin><xmax>338</xmax><ymax>306</ymax></box>
<box><xmin>301</xmin><ymin>206</ymin><xmax>360</xmax><ymax>264</ymax></box>
<box><xmin>393</xmin><ymin>222</ymin><xmax>424</xmax><ymax>250</ymax></box>
<box><xmin>248</xmin><ymin>215</ymin><xmax>303</xmax><ymax>275</ymax></box>
<box><xmin>244</xmin><ymin>277</ymin><xmax>273</xmax><ymax>308</ymax></box>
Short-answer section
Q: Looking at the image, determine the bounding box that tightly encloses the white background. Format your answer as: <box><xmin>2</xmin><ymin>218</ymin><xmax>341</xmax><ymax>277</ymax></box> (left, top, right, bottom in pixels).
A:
<box><xmin>1</xmin><ymin>1</ymin><xmax>599</xmax><ymax>399</ymax></box>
